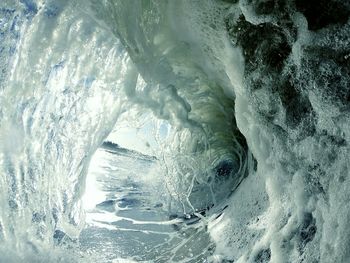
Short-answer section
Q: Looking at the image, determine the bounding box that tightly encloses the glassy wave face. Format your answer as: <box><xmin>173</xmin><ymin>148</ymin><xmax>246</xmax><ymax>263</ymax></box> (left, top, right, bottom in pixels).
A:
<box><xmin>0</xmin><ymin>0</ymin><xmax>349</xmax><ymax>262</ymax></box>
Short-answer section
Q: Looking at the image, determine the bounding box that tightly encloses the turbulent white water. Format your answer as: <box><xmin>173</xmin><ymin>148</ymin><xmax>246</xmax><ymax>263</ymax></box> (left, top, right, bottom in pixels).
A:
<box><xmin>0</xmin><ymin>0</ymin><xmax>349</xmax><ymax>262</ymax></box>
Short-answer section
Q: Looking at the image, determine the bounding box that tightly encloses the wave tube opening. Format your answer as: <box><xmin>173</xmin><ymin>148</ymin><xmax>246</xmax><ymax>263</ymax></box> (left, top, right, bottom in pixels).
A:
<box><xmin>0</xmin><ymin>1</ymin><xmax>251</xmax><ymax>261</ymax></box>
<box><xmin>79</xmin><ymin>114</ymin><xmax>209</xmax><ymax>262</ymax></box>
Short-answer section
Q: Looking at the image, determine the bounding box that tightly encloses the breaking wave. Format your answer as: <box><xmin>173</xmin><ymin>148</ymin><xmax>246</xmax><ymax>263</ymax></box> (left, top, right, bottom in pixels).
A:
<box><xmin>0</xmin><ymin>0</ymin><xmax>349</xmax><ymax>262</ymax></box>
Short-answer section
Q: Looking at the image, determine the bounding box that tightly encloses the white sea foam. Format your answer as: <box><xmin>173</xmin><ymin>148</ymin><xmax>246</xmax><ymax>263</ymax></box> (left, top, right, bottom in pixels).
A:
<box><xmin>0</xmin><ymin>0</ymin><xmax>349</xmax><ymax>262</ymax></box>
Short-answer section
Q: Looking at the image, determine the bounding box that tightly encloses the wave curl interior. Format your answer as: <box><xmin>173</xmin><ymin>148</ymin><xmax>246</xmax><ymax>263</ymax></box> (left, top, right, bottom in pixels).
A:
<box><xmin>0</xmin><ymin>0</ymin><xmax>349</xmax><ymax>262</ymax></box>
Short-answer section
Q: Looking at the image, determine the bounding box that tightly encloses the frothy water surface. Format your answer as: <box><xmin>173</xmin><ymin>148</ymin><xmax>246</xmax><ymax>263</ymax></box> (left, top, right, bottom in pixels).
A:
<box><xmin>0</xmin><ymin>0</ymin><xmax>349</xmax><ymax>262</ymax></box>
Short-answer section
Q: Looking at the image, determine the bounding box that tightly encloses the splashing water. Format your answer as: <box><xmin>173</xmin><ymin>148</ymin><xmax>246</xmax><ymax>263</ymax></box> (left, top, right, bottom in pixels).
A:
<box><xmin>0</xmin><ymin>0</ymin><xmax>349</xmax><ymax>262</ymax></box>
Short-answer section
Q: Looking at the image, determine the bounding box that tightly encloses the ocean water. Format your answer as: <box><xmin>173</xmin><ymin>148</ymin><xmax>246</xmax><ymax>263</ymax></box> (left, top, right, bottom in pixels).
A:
<box><xmin>0</xmin><ymin>0</ymin><xmax>349</xmax><ymax>262</ymax></box>
<box><xmin>80</xmin><ymin>146</ymin><xmax>214</xmax><ymax>262</ymax></box>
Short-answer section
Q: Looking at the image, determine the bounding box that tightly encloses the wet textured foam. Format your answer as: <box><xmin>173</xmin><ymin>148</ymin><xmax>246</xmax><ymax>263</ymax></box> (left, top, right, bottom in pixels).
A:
<box><xmin>0</xmin><ymin>0</ymin><xmax>349</xmax><ymax>262</ymax></box>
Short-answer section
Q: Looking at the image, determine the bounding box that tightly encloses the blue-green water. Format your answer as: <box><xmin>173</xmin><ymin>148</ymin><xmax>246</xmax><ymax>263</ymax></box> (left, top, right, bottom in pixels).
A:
<box><xmin>0</xmin><ymin>0</ymin><xmax>349</xmax><ymax>262</ymax></box>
